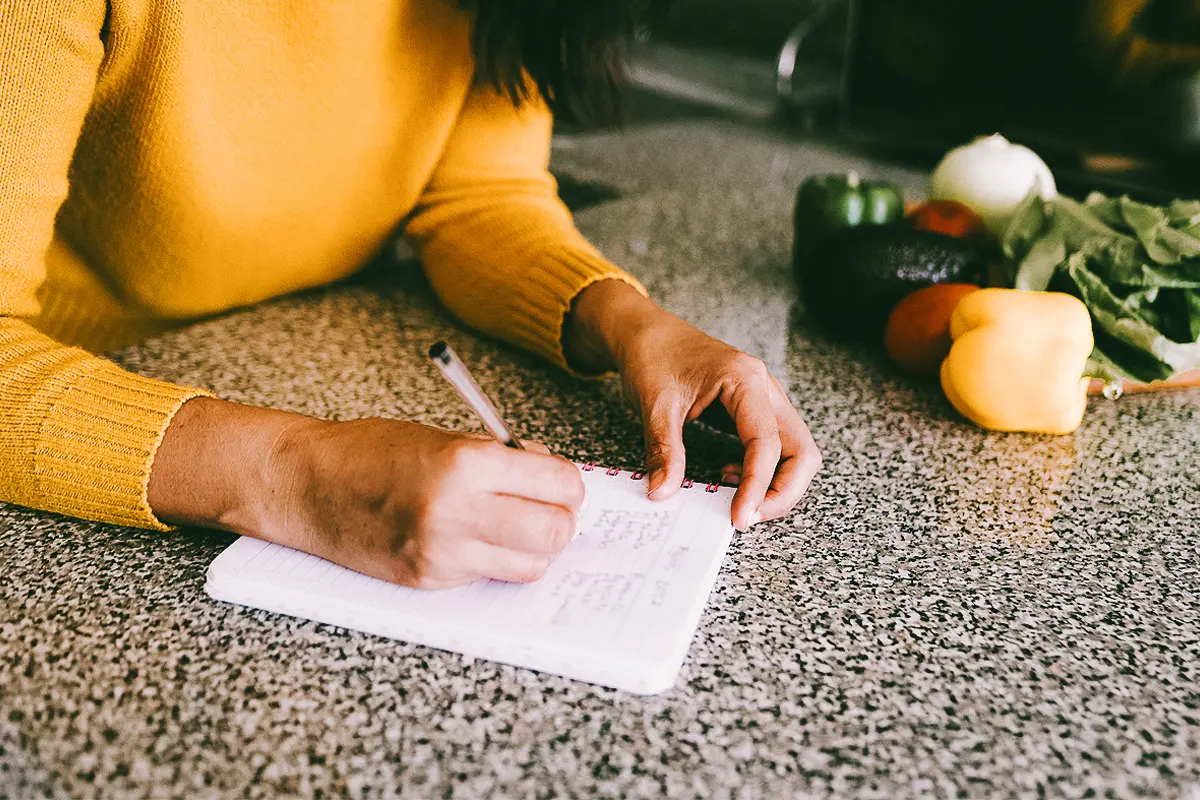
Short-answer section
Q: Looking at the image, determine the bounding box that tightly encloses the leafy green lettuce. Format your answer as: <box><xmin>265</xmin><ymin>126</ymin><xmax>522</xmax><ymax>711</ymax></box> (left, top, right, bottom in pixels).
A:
<box><xmin>1003</xmin><ymin>192</ymin><xmax>1200</xmax><ymax>384</ymax></box>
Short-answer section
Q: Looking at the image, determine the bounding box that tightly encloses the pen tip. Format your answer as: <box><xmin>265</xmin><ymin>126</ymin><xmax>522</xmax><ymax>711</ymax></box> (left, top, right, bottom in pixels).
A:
<box><xmin>429</xmin><ymin>341</ymin><xmax>448</xmax><ymax>361</ymax></box>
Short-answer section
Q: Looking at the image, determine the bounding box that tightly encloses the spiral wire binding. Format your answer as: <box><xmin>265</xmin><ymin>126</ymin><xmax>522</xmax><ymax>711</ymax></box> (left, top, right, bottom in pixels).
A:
<box><xmin>580</xmin><ymin>464</ymin><xmax>724</xmax><ymax>491</ymax></box>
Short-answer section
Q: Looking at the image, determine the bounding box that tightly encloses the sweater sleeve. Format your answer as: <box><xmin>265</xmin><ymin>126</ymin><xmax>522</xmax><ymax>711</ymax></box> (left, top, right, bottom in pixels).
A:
<box><xmin>1</xmin><ymin>0</ymin><xmax>211</xmax><ymax>530</ymax></box>
<box><xmin>405</xmin><ymin>84</ymin><xmax>647</xmax><ymax>373</ymax></box>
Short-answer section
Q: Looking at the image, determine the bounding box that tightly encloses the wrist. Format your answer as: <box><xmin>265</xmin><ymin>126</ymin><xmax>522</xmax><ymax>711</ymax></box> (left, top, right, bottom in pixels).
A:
<box><xmin>148</xmin><ymin>397</ymin><xmax>319</xmax><ymax>535</ymax></box>
<box><xmin>563</xmin><ymin>279</ymin><xmax>662</xmax><ymax>373</ymax></box>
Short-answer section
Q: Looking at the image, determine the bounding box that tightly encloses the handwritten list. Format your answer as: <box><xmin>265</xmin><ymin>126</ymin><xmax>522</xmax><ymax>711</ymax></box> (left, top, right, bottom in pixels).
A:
<box><xmin>207</xmin><ymin>466</ymin><xmax>736</xmax><ymax>693</ymax></box>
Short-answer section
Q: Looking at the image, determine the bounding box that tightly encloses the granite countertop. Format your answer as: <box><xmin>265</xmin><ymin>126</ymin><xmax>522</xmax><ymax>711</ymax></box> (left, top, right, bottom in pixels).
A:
<box><xmin>3</xmin><ymin>120</ymin><xmax>1199</xmax><ymax>799</ymax></box>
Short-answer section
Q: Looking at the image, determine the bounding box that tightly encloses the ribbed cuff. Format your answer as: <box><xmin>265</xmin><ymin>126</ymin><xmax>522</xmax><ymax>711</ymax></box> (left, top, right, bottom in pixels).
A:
<box><xmin>502</xmin><ymin>242</ymin><xmax>648</xmax><ymax>376</ymax></box>
<box><xmin>34</xmin><ymin>360</ymin><xmax>213</xmax><ymax>531</ymax></box>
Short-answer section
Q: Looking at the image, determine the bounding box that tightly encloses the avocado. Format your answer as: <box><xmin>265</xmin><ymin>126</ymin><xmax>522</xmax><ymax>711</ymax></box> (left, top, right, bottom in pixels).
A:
<box><xmin>797</xmin><ymin>224</ymin><xmax>993</xmax><ymax>340</ymax></box>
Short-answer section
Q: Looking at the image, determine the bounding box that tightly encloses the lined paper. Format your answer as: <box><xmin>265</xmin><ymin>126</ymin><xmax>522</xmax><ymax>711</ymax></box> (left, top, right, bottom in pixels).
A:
<box><xmin>206</xmin><ymin>467</ymin><xmax>735</xmax><ymax>694</ymax></box>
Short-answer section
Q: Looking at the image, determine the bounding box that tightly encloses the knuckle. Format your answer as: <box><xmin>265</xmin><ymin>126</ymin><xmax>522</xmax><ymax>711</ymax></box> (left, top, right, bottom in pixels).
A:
<box><xmin>645</xmin><ymin>437</ymin><xmax>676</xmax><ymax>461</ymax></box>
<box><xmin>514</xmin><ymin>558</ymin><xmax>551</xmax><ymax>584</ymax></box>
<box><xmin>645</xmin><ymin>436</ymin><xmax>684</xmax><ymax>472</ymax></box>
<box><xmin>442</xmin><ymin>437</ymin><xmax>486</xmax><ymax>475</ymax></box>
<box><xmin>749</xmin><ymin>432</ymin><xmax>782</xmax><ymax>459</ymax></box>
<box><xmin>550</xmin><ymin>458</ymin><xmax>586</xmax><ymax>509</ymax></box>
<box><xmin>544</xmin><ymin>508</ymin><xmax>577</xmax><ymax>552</ymax></box>
<box><xmin>731</xmin><ymin>353</ymin><xmax>767</xmax><ymax>379</ymax></box>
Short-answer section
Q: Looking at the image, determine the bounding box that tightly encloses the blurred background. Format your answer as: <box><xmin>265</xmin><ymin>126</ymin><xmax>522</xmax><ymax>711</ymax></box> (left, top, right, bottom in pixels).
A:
<box><xmin>606</xmin><ymin>0</ymin><xmax>1200</xmax><ymax>200</ymax></box>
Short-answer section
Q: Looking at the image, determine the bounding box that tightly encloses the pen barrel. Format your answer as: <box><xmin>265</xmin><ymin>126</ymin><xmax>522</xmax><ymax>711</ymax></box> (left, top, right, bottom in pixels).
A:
<box><xmin>430</xmin><ymin>342</ymin><xmax>524</xmax><ymax>450</ymax></box>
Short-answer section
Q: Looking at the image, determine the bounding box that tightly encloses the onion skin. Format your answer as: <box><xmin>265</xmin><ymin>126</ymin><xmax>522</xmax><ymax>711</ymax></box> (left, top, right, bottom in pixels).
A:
<box><xmin>930</xmin><ymin>134</ymin><xmax>1056</xmax><ymax>237</ymax></box>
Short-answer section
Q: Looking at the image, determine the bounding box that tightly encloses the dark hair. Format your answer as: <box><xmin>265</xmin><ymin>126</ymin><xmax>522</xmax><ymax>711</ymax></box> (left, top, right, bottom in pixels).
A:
<box><xmin>461</xmin><ymin>0</ymin><xmax>668</xmax><ymax>126</ymax></box>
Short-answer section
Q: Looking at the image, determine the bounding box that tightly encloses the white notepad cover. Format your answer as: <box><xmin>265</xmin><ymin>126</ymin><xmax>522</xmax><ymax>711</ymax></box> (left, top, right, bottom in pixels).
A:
<box><xmin>206</xmin><ymin>466</ymin><xmax>735</xmax><ymax>694</ymax></box>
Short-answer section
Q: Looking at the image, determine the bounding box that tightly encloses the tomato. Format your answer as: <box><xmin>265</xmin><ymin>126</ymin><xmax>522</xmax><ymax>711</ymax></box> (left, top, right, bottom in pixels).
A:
<box><xmin>884</xmin><ymin>283</ymin><xmax>983</xmax><ymax>376</ymax></box>
<box><xmin>910</xmin><ymin>200</ymin><xmax>988</xmax><ymax>240</ymax></box>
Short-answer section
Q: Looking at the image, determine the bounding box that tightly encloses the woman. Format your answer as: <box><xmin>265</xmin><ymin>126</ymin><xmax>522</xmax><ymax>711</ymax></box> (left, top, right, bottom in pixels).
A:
<box><xmin>0</xmin><ymin>0</ymin><xmax>820</xmax><ymax>588</ymax></box>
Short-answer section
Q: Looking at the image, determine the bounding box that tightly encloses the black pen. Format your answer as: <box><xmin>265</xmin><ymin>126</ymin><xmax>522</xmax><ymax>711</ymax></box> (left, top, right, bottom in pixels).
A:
<box><xmin>428</xmin><ymin>341</ymin><xmax>525</xmax><ymax>450</ymax></box>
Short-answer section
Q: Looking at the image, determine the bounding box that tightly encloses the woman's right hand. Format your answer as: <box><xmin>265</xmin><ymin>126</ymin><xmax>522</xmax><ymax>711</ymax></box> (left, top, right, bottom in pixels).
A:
<box><xmin>148</xmin><ymin>398</ymin><xmax>585</xmax><ymax>588</ymax></box>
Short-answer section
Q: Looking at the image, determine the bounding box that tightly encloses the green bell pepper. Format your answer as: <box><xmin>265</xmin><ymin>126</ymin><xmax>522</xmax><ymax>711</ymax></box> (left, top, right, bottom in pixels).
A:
<box><xmin>793</xmin><ymin>172</ymin><xmax>904</xmax><ymax>276</ymax></box>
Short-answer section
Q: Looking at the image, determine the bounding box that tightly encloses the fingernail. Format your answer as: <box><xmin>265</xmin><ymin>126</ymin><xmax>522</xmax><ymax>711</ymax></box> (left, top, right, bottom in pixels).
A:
<box><xmin>747</xmin><ymin>510</ymin><xmax>762</xmax><ymax>528</ymax></box>
<box><xmin>648</xmin><ymin>472</ymin><xmax>664</xmax><ymax>498</ymax></box>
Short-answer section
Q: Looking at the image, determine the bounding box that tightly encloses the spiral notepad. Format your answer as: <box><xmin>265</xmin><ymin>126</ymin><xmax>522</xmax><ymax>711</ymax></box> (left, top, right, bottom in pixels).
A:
<box><xmin>205</xmin><ymin>465</ymin><xmax>736</xmax><ymax>694</ymax></box>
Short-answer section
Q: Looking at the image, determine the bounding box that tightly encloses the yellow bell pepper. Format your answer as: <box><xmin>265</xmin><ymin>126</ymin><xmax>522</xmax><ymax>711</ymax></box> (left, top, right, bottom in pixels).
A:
<box><xmin>940</xmin><ymin>288</ymin><xmax>1093</xmax><ymax>434</ymax></box>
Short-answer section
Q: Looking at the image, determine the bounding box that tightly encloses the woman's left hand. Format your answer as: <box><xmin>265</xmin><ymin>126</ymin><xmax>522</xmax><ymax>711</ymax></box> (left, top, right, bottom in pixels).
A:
<box><xmin>566</xmin><ymin>280</ymin><xmax>822</xmax><ymax>530</ymax></box>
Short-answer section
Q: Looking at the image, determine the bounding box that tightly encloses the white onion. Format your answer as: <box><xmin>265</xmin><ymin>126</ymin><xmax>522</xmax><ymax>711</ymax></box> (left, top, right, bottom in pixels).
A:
<box><xmin>930</xmin><ymin>134</ymin><xmax>1057</xmax><ymax>237</ymax></box>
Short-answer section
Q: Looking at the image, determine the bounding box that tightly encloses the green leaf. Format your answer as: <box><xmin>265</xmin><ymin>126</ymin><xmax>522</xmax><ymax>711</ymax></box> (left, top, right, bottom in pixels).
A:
<box><xmin>1087</xmin><ymin>245</ymin><xmax>1200</xmax><ymax>288</ymax></box>
<box><xmin>1084</xmin><ymin>352</ymin><xmax>1134</xmax><ymax>383</ymax></box>
<box><xmin>1051</xmin><ymin>194</ymin><xmax>1200</xmax><ymax>287</ymax></box>
<box><xmin>1014</xmin><ymin>231</ymin><xmax>1067</xmax><ymax>291</ymax></box>
<box><xmin>1053</xmin><ymin>194</ymin><xmax>1127</xmax><ymax>244</ymax></box>
<box><xmin>1084</xmin><ymin>193</ymin><xmax>1126</xmax><ymax>229</ymax></box>
<box><xmin>1168</xmin><ymin>199</ymin><xmax>1200</xmax><ymax>238</ymax></box>
<box><xmin>1008</xmin><ymin>192</ymin><xmax>1200</xmax><ymax>382</ymax></box>
<box><xmin>1188</xmin><ymin>290</ymin><xmax>1200</xmax><ymax>341</ymax></box>
<box><xmin>1157</xmin><ymin>228</ymin><xmax>1200</xmax><ymax>261</ymax></box>
<box><xmin>1117</xmin><ymin>287</ymin><xmax>1163</xmax><ymax>330</ymax></box>
<box><xmin>1168</xmin><ymin>199</ymin><xmax>1200</xmax><ymax>228</ymax></box>
<box><xmin>1067</xmin><ymin>256</ymin><xmax>1200</xmax><ymax>378</ymax></box>
<box><xmin>1119</xmin><ymin>197</ymin><xmax>1200</xmax><ymax>263</ymax></box>
<box><xmin>1118</xmin><ymin>197</ymin><xmax>1176</xmax><ymax>263</ymax></box>
<box><xmin>1052</xmin><ymin>262</ymin><xmax>1167</xmax><ymax>383</ymax></box>
<box><xmin>1050</xmin><ymin>196</ymin><xmax>1147</xmax><ymax>275</ymax></box>
<box><xmin>1002</xmin><ymin>190</ymin><xmax>1050</xmax><ymax>263</ymax></box>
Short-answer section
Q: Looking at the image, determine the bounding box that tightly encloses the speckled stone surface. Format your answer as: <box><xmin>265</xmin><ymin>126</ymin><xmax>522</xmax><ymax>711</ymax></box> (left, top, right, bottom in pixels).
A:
<box><xmin>2</xmin><ymin>121</ymin><xmax>1199</xmax><ymax>799</ymax></box>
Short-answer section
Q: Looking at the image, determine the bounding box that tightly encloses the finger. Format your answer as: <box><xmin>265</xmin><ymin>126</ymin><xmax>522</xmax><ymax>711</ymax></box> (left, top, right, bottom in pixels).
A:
<box><xmin>722</xmin><ymin>371</ymin><xmax>782</xmax><ymax>530</ymax></box>
<box><xmin>644</xmin><ymin>400</ymin><xmax>687</xmax><ymax>502</ymax></box>
<box><xmin>756</xmin><ymin>451</ymin><xmax>819</xmax><ymax>521</ymax></box>
<box><xmin>720</xmin><ymin>463</ymin><xmax>742</xmax><ymax>486</ymax></box>
<box><xmin>473</xmin><ymin>495</ymin><xmax>578</xmax><ymax>556</ymax></box>
<box><xmin>471</xmin><ymin>542</ymin><xmax>556</xmax><ymax>584</ymax></box>
<box><xmin>757</xmin><ymin>378</ymin><xmax>822</xmax><ymax>520</ymax></box>
<box><xmin>474</xmin><ymin>447</ymin><xmax>586</xmax><ymax>512</ymax></box>
<box><xmin>521</xmin><ymin>440</ymin><xmax>551</xmax><ymax>455</ymax></box>
<box><xmin>758</xmin><ymin>437</ymin><xmax>821</xmax><ymax>519</ymax></box>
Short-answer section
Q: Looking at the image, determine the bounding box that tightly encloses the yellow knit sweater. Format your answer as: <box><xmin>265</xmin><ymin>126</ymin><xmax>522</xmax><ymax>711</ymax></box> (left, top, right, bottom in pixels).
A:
<box><xmin>1</xmin><ymin>0</ymin><xmax>643</xmax><ymax>531</ymax></box>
